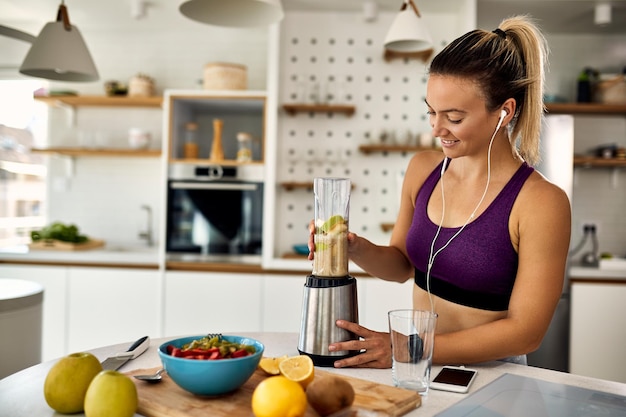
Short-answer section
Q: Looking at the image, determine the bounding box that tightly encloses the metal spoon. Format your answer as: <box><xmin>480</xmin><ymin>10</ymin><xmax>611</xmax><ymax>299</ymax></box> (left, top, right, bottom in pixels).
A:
<box><xmin>134</xmin><ymin>368</ymin><xmax>166</xmax><ymax>383</ymax></box>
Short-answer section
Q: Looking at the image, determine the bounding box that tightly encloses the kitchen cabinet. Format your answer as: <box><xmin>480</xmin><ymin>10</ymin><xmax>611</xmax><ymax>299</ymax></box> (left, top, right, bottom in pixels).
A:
<box><xmin>163</xmin><ymin>271</ymin><xmax>263</xmax><ymax>336</ymax></box>
<box><xmin>570</xmin><ymin>280</ymin><xmax>626</xmax><ymax>383</ymax></box>
<box><xmin>358</xmin><ymin>278</ymin><xmax>414</xmax><ymax>332</ymax></box>
<box><xmin>0</xmin><ymin>265</ymin><xmax>67</xmax><ymax>362</ymax></box>
<box><xmin>164</xmin><ymin>90</ymin><xmax>267</xmax><ymax>164</ymax></box>
<box><xmin>66</xmin><ymin>267</ymin><xmax>160</xmax><ymax>353</ymax></box>
<box><xmin>262</xmin><ymin>274</ymin><xmax>305</xmax><ymax>332</ymax></box>
<box><xmin>261</xmin><ymin>273</ymin><xmax>414</xmax><ymax>334</ymax></box>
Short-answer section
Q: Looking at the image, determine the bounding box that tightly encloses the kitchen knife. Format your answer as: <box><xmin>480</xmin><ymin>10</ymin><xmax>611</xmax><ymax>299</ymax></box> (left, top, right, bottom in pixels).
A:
<box><xmin>101</xmin><ymin>336</ymin><xmax>150</xmax><ymax>370</ymax></box>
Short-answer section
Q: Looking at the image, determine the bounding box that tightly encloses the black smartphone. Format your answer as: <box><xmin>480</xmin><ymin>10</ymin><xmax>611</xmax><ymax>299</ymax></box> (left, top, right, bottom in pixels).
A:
<box><xmin>430</xmin><ymin>366</ymin><xmax>478</xmax><ymax>393</ymax></box>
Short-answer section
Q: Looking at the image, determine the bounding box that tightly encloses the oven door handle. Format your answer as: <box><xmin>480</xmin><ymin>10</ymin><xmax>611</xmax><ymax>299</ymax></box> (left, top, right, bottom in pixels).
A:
<box><xmin>170</xmin><ymin>182</ymin><xmax>258</xmax><ymax>191</ymax></box>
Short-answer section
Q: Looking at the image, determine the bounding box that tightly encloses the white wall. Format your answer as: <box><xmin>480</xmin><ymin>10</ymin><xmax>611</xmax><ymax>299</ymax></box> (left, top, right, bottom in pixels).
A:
<box><xmin>271</xmin><ymin>9</ymin><xmax>471</xmax><ymax>257</ymax></box>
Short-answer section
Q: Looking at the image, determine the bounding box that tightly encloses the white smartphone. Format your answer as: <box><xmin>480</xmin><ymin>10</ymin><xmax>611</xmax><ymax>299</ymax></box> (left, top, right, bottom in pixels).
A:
<box><xmin>430</xmin><ymin>366</ymin><xmax>478</xmax><ymax>393</ymax></box>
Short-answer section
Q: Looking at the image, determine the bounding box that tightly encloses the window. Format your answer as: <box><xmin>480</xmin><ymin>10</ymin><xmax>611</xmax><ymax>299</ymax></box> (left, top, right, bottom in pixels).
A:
<box><xmin>0</xmin><ymin>80</ymin><xmax>47</xmax><ymax>248</ymax></box>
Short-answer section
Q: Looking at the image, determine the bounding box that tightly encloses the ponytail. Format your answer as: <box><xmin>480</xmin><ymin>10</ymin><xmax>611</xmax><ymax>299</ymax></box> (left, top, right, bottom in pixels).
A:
<box><xmin>429</xmin><ymin>15</ymin><xmax>548</xmax><ymax>165</ymax></box>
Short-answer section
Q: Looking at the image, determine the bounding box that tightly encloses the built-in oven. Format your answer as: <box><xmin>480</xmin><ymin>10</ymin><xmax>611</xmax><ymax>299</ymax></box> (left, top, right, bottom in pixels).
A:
<box><xmin>166</xmin><ymin>163</ymin><xmax>264</xmax><ymax>264</ymax></box>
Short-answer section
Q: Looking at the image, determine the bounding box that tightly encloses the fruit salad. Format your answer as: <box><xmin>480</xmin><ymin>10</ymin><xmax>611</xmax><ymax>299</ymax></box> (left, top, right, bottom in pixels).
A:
<box><xmin>313</xmin><ymin>215</ymin><xmax>349</xmax><ymax>277</ymax></box>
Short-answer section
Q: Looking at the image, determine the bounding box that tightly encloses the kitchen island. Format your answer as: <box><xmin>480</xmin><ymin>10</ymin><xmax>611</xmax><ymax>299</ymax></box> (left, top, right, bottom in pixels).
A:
<box><xmin>0</xmin><ymin>332</ymin><xmax>624</xmax><ymax>416</ymax></box>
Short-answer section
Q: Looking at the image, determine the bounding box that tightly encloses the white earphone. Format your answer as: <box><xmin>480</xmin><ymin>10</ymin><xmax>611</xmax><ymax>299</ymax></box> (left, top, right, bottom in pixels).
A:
<box><xmin>497</xmin><ymin>109</ymin><xmax>507</xmax><ymax>131</ymax></box>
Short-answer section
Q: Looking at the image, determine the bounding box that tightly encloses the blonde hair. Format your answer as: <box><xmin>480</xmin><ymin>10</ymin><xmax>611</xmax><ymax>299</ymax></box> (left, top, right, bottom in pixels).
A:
<box><xmin>429</xmin><ymin>15</ymin><xmax>548</xmax><ymax>165</ymax></box>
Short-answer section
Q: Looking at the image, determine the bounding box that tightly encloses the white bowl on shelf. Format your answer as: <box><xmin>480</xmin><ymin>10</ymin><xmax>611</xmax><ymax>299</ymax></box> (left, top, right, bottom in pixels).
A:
<box><xmin>128</xmin><ymin>128</ymin><xmax>151</xmax><ymax>149</ymax></box>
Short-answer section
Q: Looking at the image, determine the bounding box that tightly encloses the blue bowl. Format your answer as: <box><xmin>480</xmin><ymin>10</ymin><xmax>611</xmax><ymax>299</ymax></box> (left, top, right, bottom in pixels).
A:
<box><xmin>293</xmin><ymin>244</ymin><xmax>309</xmax><ymax>255</ymax></box>
<box><xmin>158</xmin><ymin>335</ymin><xmax>264</xmax><ymax>396</ymax></box>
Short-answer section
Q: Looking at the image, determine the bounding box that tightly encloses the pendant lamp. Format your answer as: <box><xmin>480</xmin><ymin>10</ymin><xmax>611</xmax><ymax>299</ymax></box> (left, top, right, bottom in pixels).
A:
<box><xmin>384</xmin><ymin>0</ymin><xmax>432</xmax><ymax>53</ymax></box>
<box><xmin>19</xmin><ymin>1</ymin><xmax>99</xmax><ymax>82</ymax></box>
<box><xmin>179</xmin><ymin>0</ymin><xmax>284</xmax><ymax>28</ymax></box>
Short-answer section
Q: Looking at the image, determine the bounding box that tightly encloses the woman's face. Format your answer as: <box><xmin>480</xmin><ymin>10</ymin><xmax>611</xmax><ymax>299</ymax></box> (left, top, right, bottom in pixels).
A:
<box><xmin>425</xmin><ymin>75</ymin><xmax>501</xmax><ymax>158</ymax></box>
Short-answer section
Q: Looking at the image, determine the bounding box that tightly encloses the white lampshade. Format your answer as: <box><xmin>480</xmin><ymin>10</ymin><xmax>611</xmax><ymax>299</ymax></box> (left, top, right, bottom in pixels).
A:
<box><xmin>384</xmin><ymin>0</ymin><xmax>432</xmax><ymax>52</ymax></box>
<box><xmin>179</xmin><ymin>0</ymin><xmax>284</xmax><ymax>27</ymax></box>
<box><xmin>19</xmin><ymin>5</ymin><xmax>98</xmax><ymax>82</ymax></box>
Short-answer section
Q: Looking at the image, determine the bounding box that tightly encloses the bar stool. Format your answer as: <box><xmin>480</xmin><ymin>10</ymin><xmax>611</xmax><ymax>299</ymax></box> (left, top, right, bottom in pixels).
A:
<box><xmin>0</xmin><ymin>278</ymin><xmax>44</xmax><ymax>379</ymax></box>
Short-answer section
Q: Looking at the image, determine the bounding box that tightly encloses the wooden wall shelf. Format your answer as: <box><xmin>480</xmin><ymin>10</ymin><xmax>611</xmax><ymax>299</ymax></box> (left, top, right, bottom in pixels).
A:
<box><xmin>280</xmin><ymin>181</ymin><xmax>314</xmax><ymax>191</ymax></box>
<box><xmin>31</xmin><ymin>147</ymin><xmax>161</xmax><ymax>157</ymax></box>
<box><xmin>280</xmin><ymin>182</ymin><xmax>356</xmax><ymax>191</ymax></box>
<box><xmin>168</xmin><ymin>158</ymin><xmax>264</xmax><ymax>166</ymax></box>
<box><xmin>34</xmin><ymin>95</ymin><xmax>163</xmax><ymax>108</ymax></box>
<box><xmin>359</xmin><ymin>144</ymin><xmax>439</xmax><ymax>154</ymax></box>
<box><xmin>545</xmin><ymin>103</ymin><xmax>626</xmax><ymax>115</ymax></box>
<box><xmin>282</xmin><ymin>104</ymin><xmax>355</xmax><ymax>116</ymax></box>
<box><xmin>383</xmin><ymin>48</ymin><xmax>434</xmax><ymax>63</ymax></box>
<box><xmin>573</xmin><ymin>156</ymin><xmax>626</xmax><ymax>168</ymax></box>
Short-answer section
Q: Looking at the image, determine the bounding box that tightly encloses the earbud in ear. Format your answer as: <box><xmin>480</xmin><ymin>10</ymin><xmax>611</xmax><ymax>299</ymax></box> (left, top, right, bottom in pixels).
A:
<box><xmin>500</xmin><ymin>109</ymin><xmax>507</xmax><ymax>120</ymax></box>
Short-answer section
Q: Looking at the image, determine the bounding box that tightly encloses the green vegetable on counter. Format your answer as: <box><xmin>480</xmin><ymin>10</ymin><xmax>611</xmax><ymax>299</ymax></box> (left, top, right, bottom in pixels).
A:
<box><xmin>31</xmin><ymin>222</ymin><xmax>89</xmax><ymax>243</ymax></box>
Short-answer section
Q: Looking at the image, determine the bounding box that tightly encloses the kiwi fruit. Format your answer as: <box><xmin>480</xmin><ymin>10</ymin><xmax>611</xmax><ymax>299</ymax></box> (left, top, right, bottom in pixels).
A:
<box><xmin>306</xmin><ymin>375</ymin><xmax>355</xmax><ymax>416</ymax></box>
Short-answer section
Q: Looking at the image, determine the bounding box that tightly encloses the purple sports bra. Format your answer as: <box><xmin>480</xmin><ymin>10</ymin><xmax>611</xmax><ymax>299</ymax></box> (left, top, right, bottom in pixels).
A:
<box><xmin>407</xmin><ymin>159</ymin><xmax>534</xmax><ymax>311</ymax></box>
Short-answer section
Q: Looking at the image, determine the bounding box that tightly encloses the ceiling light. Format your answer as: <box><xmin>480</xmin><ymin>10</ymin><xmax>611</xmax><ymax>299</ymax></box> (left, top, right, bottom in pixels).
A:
<box><xmin>384</xmin><ymin>0</ymin><xmax>432</xmax><ymax>53</ymax></box>
<box><xmin>179</xmin><ymin>0</ymin><xmax>284</xmax><ymax>28</ymax></box>
<box><xmin>19</xmin><ymin>1</ymin><xmax>99</xmax><ymax>82</ymax></box>
<box><xmin>594</xmin><ymin>3</ymin><xmax>611</xmax><ymax>26</ymax></box>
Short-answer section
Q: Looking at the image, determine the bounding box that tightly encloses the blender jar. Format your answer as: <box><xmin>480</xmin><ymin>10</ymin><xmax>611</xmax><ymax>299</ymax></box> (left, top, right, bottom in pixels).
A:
<box><xmin>312</xmin><ymin>177</ymin><xmax>351</xmax><ymax>277</ymax></box>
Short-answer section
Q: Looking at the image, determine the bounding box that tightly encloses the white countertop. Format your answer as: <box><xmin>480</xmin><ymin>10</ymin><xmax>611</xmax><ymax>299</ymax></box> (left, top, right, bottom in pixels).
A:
<box><xmin>0</xmin><ymin>245</ymin><xmax>623</xmax><ymax>279</ymax></box>
<box><xmin>0</xmin><ymin>332</ymin><xmax>624</xmax><ymax>416</ymax></box>
<box><xmin>569</xmin><ymin>265</ymin><xmax>626</xmax><ymax>280</ymax></box>
<box><xmin>0</xmin><ymin>243</ymin><xmax>161</xmax><ymax>266</ymax></box>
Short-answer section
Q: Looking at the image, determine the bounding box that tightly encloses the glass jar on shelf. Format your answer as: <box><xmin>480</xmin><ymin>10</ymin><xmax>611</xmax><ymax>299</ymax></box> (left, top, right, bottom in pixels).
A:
<box><xmin>236</xmin><ymin>132</ymin><xmax>253</xmax><ymax>162</ymax></box>
<box><xmin>183</xmin><ymin>122</ymin><xmax>199</xmax><ymax>159</ymax></box>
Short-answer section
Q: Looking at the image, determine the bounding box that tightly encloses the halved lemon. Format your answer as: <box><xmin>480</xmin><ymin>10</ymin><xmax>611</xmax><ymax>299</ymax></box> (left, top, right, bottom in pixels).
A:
<box><xmin>258</xmin><ymin>355</ymin><xmax>288</xmax><ymax>376</ymax></box>
<box><xmin>278</xmin><ymin>355</ymin><xmax>315</xmax><ymax>389</ymax></box>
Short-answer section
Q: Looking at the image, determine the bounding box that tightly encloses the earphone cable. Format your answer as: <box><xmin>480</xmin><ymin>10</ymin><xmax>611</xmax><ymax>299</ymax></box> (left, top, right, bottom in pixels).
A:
<box><xmin>425</xmin><ymin>112</ymin><xmax>504</xmax><ymax>314</ymax></box>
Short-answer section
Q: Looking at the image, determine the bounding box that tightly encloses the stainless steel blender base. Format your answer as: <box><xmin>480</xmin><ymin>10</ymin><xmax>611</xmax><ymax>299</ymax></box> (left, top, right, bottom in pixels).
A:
<box><xmin>298</xmin><ymin>275</ymin><xmax>360</xmax><ymax>367</ymax></box>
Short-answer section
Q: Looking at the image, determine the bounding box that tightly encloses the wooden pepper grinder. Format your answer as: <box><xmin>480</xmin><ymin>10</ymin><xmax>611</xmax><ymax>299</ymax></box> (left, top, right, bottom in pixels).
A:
<box><xmin>210</xmin><ymin>118</ymin><xmax>224</xmax><ymax>161</ymax></box>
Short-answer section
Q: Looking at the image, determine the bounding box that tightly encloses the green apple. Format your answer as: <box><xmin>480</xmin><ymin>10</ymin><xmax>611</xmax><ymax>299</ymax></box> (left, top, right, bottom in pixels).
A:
<box><xmin>84</xmin><ymin>370</ymin><xmax>138</xmax><ymax>417</ymax></box>
<box><xmin>44</xmin><ymin>352</ymin><xmax>103</xmax><ymax>414</ymax></box>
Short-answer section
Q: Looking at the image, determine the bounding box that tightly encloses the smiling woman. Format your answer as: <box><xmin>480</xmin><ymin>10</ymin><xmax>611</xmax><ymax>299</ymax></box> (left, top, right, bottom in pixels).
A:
<box><xmin>0</xmin><ymin>79</ymin><xmax>48</xmax><ymax>248</ymax></box>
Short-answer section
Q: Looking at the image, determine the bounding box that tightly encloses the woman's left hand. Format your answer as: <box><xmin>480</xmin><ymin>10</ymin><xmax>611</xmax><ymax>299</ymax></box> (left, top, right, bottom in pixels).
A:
<box><xmin>329</xmin><ymin>320</ymin><xmax>392</xmax><ymax>369</ymax></box>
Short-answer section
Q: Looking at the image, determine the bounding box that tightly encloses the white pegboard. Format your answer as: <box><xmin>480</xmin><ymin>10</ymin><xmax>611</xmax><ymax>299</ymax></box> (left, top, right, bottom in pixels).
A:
<box><xmin>273</xmin><ymin>11</ymin><xmax>462</xmax><ymax>257</ymax></box>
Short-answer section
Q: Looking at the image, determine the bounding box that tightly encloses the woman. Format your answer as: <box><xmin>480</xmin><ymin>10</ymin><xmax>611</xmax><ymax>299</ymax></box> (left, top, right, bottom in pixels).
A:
<box><xmin>308</xmin><ymin>16</ymin><xmax>571</xmax><ymax>368</ymax></box>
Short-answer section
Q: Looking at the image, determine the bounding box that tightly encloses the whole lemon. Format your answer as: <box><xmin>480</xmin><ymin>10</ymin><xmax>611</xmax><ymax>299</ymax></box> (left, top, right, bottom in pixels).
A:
<box><xmin>252</xmin><ymin>375</ymin><xmax>307</xmax><ymax>417</ymax></box>
<box><xmin>44</xmin><ymin>352</ymin><xmax>103</xmax><ymax>414</ymax></box>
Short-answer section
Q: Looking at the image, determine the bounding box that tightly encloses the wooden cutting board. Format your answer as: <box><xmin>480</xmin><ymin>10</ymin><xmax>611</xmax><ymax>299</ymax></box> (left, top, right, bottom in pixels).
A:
<box><xmin>29</xmin><ymin>238</ymin><xmax>105</xmax><ymax>251</ymax></box>
<box><xmin>127</xmin><ymin>367</ymin><xmax>421</xmax><ymax>417</ymax></box>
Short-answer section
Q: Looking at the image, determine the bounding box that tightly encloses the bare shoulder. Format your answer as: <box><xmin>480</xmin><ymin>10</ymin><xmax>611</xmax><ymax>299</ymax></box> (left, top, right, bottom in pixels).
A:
<box><xmin>405</xmin><ymin>151</ymin><xmax>445</xmax><ymax>182</ymax></box>
<box><xmin>516</xmin><ymin>170</ymin><xmax>571</xmax><ymax>227</ymax></box>
<box><xmin>522</xmin><ymin>170</ymin><xmax>570</xmax><ymax>207</ymax></box>
<box><xmin>404</xmin><ymin>150</ymin><xmax>446</xmax><ymax>197</ymax></box>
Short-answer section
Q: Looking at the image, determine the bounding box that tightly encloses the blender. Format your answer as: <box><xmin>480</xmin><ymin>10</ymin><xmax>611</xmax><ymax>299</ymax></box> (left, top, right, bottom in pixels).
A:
<box><xmin>298</xmin><ymin>177</ymin><xmax>360</xmax><ymax>366</ymax></box>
